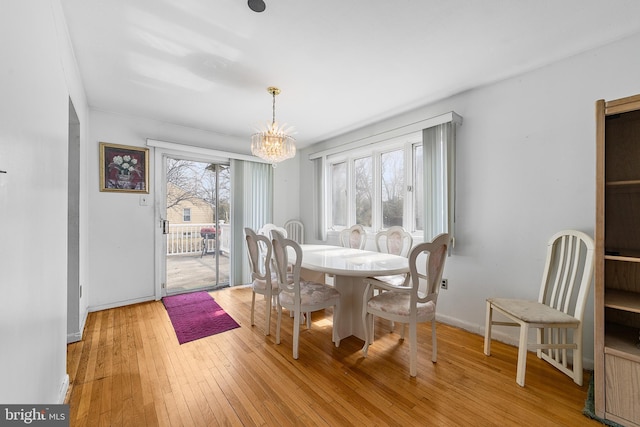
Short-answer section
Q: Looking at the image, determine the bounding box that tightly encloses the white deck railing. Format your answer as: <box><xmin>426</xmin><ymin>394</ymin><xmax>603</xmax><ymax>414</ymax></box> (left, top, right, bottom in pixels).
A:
<box><xmin>166</xmin><ymin>223</ymin><xmax>231</xmax><ymax>256</ymax></box>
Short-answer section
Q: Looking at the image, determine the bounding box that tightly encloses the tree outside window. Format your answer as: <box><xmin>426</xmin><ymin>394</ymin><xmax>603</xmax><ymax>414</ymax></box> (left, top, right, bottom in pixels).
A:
<box><xmin>381</xmin><ymin>149</ymin><xmax>404</xmax><ymax>228</ymax></box>
<box><xmin>354</xmin><ymin>156</ymin><xmax>372</xmax><ymax>227</ymax></box>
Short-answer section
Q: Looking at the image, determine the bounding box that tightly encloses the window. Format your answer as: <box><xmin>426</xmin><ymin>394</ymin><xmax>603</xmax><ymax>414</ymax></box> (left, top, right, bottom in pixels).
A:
<box><xmin>327</xmin><ymin>133</ymin><xmax>423</xmax><ymax>233</ymax></box>
<box><xmin>331</xmin><ymin>162</ymin><xmax>347</xmax><ymax>227</ymax></box>
<box><xmin>354</xmin><ymin>156</ymin><xmax>372</xmax><ymax>227</ymax></box>
<box><xmin>381</xmin><ymin>149</ymin><xmax>404</xmax><ymax>228</ymax></box>
<box><xmin>315</xmin><ymin>111</ymin><xmax>460</xmax><ymax>246</ymax></box>
<box><xmin>183</xmin><ymin>208</ymin><xmax>191</xmax><ymax>222</ymax></box>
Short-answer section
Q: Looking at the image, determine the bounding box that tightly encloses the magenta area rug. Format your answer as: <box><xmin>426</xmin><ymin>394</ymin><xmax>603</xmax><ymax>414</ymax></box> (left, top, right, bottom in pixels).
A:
<box><xmin>162</xmin><ymin>291</ymin><xmax>240</xmax><ymax>344</ymax></box>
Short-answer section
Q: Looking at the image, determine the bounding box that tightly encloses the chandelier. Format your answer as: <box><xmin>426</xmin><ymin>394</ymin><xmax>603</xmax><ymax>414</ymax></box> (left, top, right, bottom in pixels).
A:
<box><xmin>251</xmin><ymin>86</ymin><xmax>296</xmax><ymax>165</ymax></box>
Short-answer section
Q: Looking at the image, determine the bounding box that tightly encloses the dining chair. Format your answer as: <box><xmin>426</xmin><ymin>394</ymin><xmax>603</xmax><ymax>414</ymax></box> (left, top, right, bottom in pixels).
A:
<box><xmin>244</xmin><ymin>227</ymin><xmax>279</xmax><ymax>336</ymax></box>
<box><xmin>271</xmin><ymin>230</ymin><xmax>341</xmax><ymax>359</ymax></box>
<box><xmin>284</xmin><ymin>219</ymin><xmax>305</xmax><ymax>244</ymax></box>
<box><xmin>362</xmin><ymin>233</ymin><xmax>449</xmax><ymax>377</ymax></box>
<box><xmin>259</xmin><ymin>223</ymin><xmax>287</xmax><ymax>240</ymax></box>
<box><xmin>339</xmin><ymin>224</ymin><xmax>367</xmax><ymax>249</ymax></box>
<box><xmin>370</xmin><ymin>226</ymin><xmax>415</xmax><ymax>334</ymax></box>
<box><xmin>372</xmin><ymin>226</ymin><xmax>414</xmax><ymax>287</ymax></box>
<box><xmin>483</xmin><ymin>229</ymin><xmax>595</xmax><ymax>387</ymax></box>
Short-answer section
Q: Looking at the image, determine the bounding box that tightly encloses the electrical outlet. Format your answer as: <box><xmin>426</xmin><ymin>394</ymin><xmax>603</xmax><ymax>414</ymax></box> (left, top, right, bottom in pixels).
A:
<box><xmin>441</xmin><ymin>279</ymin><xmax>448</xmax><ymax>289</ymax></box>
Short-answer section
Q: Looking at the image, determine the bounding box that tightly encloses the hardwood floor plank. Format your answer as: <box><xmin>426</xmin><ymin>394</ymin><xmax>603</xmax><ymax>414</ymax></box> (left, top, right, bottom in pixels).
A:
<box><xmin>67</xmin><ymin>286</ymin><xmax>601</xmax><ymax>426</ymax></box>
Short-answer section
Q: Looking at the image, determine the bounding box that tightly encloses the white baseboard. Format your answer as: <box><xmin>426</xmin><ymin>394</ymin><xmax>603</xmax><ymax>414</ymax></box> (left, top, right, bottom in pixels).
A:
<box><xmin>435</xmin><ymin>313</ymin><xmax>594</xmax><ymax>371</ymax></box>
<box><xmin>88</xmin><ymin>295</ymin><xmax>156</xmax><ymax>313</ymax></box>
<box><xmin>67</xmin><ymin>307</ymin><xmax>89</xmax><ymax>343</ymax></box>
<box><xmin>67</xmin><ymin>331</ymin><xmax>82</xmax><ymax>343</ymax></box>
<box><xmin>58</xmin><ymin>374</ymin><xmax>69</xmax><ymax>404</ymax></box>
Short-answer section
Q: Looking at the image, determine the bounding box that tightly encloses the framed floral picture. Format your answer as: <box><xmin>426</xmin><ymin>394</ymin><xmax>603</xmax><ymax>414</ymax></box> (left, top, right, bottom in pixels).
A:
<box><xmin>99</xmin><ymin>142</ymin><xmax>149</xmax><ymax>193</ymax></box>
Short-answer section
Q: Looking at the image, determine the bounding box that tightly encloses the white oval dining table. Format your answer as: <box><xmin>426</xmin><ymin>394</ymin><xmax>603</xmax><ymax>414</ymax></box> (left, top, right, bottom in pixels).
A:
<box><xmin>294</xmin><ymin>244</ymin><xmax>410</xmax><ymax>341</ymax></box>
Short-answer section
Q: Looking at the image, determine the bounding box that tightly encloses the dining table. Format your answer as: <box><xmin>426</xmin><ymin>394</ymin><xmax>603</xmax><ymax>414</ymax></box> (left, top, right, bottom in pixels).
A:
<box><xmin>295</xmin><ymin>244</ymin><xmax>410</xmax><ymax>342</ymax></box>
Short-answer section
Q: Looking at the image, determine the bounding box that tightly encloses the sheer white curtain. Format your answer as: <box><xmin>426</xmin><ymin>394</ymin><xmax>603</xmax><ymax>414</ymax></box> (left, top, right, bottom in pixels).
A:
<box><xmin>423</xmin><ymin>122</ymin><xmax>456</xmax><ymax>252</ymax></box>
<box><xmin>230</xmin><ymin>159</ymin><xmax>273</xmax><ymax>284</ymax></box>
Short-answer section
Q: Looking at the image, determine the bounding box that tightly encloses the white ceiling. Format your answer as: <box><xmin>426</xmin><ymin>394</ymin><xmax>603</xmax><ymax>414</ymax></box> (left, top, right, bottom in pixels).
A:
<box><xmin>61</xmin><ymin>0</ymin><xmax>640</xmax><ymax>149</ymax></box>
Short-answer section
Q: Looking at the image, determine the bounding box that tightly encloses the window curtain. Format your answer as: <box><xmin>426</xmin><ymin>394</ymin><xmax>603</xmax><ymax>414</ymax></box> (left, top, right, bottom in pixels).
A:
<box><xmin>423</xmin><ymin>122</ymin><xmax>456</xmax><ymax>253</ymax></box>
<box><xmin>230</xmin><ymin>159</ymin><xmax>274</xmax><ymax>284</ymax></box>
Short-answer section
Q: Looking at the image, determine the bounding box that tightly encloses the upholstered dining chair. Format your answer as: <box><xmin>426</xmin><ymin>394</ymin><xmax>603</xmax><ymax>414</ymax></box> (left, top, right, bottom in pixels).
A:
<box><xmin>484</xmin><ymin>229</ymin><xmax>595</xmax><ymax>387</ymax></box>
<box><xmin>244</xmin><ymin>227</ymin><xmax>278</xmax><ymax>336</ymax></box>
<box><xmin>372</xmin><ymin>226</ymin><xmax>414</xmax><ymax>287</ymax></box>
<box><xmin>370</xmin><ymin>226</ymin><xmax>415</xmax><ymax>334</ymax></box>
<box><xmin>284</xmin><ymin>219</ymin><xmax>304</xmax><ymax>244</ymax></box>
<box><xmin>339</xmin><ymin>224</ymin><xmax>367</xmax><ymax>249</ymax></box>
<box><xmin>271</xmin><ymin>230</ymin><xmax>341</xmax><ymax>359</ymax></box>
<box><xmin>376</xmin><ymin>226</ymin><xmax>413</xmax><ymax>257</ymax></box>
<box><xmin>362</xmin><ymin>233</ymin><xmax>449</xmax><ymax>377</ymax></box>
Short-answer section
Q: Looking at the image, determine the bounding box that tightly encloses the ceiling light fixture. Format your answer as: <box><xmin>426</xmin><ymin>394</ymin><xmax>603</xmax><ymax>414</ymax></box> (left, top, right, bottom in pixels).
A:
<box><xmin>251</xmin><ymin>86</ymin><xmax>296</xmax><ymax>166</ymax></box>
<box><xmin>248</xmin><ymin>0</ymin><xmax>266</xmax><ymax>13</ymax></box>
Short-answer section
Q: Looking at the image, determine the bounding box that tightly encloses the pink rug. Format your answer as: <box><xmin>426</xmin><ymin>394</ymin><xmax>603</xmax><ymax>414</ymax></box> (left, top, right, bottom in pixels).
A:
<box><xmin>162</xmin><ymin>291</ymin><xmax>240</xmax><ymax>344</ymax></box>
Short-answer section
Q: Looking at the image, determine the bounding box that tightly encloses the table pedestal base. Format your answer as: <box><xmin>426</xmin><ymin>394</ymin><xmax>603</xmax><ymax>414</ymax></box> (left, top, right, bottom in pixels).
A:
<box><xmin>301</xmin><ymin>268</ymin><xmax>366</xmax><ymax>342</ymax></box>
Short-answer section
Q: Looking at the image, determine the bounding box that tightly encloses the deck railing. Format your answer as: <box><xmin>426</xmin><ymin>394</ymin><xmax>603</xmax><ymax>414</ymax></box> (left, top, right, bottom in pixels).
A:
<box><xmin>166</xmin><ymin>223</ymin><xmax>231</xmax><ymax>256</ymax></box>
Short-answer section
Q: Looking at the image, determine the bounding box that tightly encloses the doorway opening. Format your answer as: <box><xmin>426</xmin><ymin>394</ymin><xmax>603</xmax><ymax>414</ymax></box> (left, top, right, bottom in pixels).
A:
<box><xmin>164</xmin><ymin>158</ymin><xmax>231</xmax><ymax>295</ymax></box>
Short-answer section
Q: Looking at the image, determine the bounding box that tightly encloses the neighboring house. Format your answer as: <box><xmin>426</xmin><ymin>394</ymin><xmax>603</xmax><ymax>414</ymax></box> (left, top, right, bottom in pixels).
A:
<box><xmin>166</xmin><ymin>182</ymin><xmax>214</xmax><ymax>225</ymax></box>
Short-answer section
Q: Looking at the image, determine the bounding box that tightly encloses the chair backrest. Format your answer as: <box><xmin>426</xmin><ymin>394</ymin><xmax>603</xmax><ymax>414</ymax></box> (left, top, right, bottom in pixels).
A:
<box><xmin>375</xmin><ymin>226</ymin><xmax>413</xmax><ymax>257</ymax></box>
<box><xmin>245</xmin><ymin>227</ymin><xmax>272</xmax><ymax>281</ymax></box>
<box><xmin>259</xmin><ymin>223</ymin><xmax>287</xmax><ymax>241</ymax></box>
<box><xmin>408</xmin><ymin>233</ymin><xmax>449</xmax><ymax>305</ymax></box>
<box><xmin>271</xmin><ymin>230</ymin><xmax>302</xmax><ymax>300</ymax></box>
<box><xmin>339</xmin><ymin>224</ymin><xmax>367</xmax><ymax>249</ymax></box>
<box><xmin>284</xmin><ymin>219</ymin><xmax>305</xmax><ymax>244</ymax></box>
<box><xmin>537</xmin><ymin>230</ymin><xmax>595</xmax><ymax>321</ymax></box>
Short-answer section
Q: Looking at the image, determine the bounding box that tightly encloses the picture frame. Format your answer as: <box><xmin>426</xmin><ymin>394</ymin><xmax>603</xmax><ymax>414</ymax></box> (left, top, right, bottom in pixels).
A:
<box><xmin>99</xmin><ymin>142</ymin><xmax>149</xmax><ymax>193</ymax></box>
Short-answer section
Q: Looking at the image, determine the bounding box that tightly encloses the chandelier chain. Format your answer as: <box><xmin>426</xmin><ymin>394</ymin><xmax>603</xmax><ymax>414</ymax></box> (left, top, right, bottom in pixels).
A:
<box><xmin>272</xmin><ymin>91</ymin><xmax>276</xmax><ymax>125</ymax></box>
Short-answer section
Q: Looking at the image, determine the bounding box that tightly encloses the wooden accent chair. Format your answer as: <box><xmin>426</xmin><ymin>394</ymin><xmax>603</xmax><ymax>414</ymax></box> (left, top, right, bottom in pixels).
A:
<box><xmin>284</xmin><ymin>219</ymin><xmax>304</xmax><ymax>244</ymax></box>
<box><xmin>484</xmin><ymin>230</ymin><xmax>595</xmax><ymax>386</ymax></box>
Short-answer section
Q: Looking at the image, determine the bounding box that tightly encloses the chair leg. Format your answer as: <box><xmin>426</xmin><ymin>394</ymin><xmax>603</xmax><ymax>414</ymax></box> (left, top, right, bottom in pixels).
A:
<box><xmin>292</xmin><ymin>310</ymin><xmax>301</xmax><ymax>359</ymax></box>
<box><xmin>516</xmin><ymin>323</ymin><xmax>528</xmax><ymax>387</ymax></box>
<box><xmin>306</xmin><ymin>311</ymin><xmax>311</xmax><ymax>329</ymax></box>
<box><xmin>275</xmin><ymin>305</ymin><xmax>282</xmax><ymax>345</ymax></box>
<box><xmin>264</xmin><ymin>293</ymin><xmax>271</xmax><ymax>336</ymax></box>
<box><xmin>333</xmin><ymin>300</ymin><xmax>340</xmax><ymax>347</ymax></box>
<box><xmin>431</xmin><ymin>320</ymin><xmax>437</xmax><ymax>363</ymax></box>
<box><xmin>573</xmin><ymin>326</ymin><xmax>584</xmax><ymax>386</ymax></box>
<box><xmin>362</xmin><ymin>312</ymin><xmax>372</xmax><ymax>357</ymax></box>
<box><xmin>483</xmin><ymin>301</ymin><xmax>493</xmax><ymax>356</ymax></box>
<box><xmin>250</xmin><ymin>292</ymin><xmax>256</xmax><ymax>327</ymax></box>
<box><xmin>409</xmin><ymin>322</ymin><xmax>417</xmax><ymax>377</ymax></box>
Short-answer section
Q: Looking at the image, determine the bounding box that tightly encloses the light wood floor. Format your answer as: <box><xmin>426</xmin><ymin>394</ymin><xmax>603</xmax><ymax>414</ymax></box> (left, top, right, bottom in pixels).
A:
<box><xmin>66</xmin><ymin>285</ymin><xmax>600</xmax><ymax>426</ymax></box>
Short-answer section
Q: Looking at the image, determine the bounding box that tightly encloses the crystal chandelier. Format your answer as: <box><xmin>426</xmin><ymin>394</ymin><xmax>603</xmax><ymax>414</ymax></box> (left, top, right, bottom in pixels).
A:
<box><xmin>251</xmin><ymin>86</ymin><xmax>296</xmax><ymax>165</ymax></box>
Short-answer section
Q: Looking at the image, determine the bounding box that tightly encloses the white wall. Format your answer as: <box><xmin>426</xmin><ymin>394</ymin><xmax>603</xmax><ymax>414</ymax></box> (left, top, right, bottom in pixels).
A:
<box><xmin>87</xmin><ymin>110</ymin><xmax>288</xmax><ymax>309</ymax></box>
<box><xmin>299</xmin><ymin>32</ymin><xmax>640</xmax><ymax>368</ymax></box>
<box><xmin>0</xmin><ymin>0</ymin><xmax>89</xmax><ymax>403</ymax></box>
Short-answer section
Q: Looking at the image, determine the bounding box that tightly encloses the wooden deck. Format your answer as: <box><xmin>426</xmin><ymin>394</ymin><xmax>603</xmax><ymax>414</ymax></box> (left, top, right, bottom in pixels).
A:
<box><xmin>166</xmin><ymin>251</ymin><xmax>231</xmax><ymax>294</ymax></box>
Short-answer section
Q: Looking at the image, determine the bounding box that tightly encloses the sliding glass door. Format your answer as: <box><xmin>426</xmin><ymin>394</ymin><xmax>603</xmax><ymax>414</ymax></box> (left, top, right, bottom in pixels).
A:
<box><xmin>163</xmin><ymin>157</ymin><xmax>231</xmax><ymax>295</ymax></box>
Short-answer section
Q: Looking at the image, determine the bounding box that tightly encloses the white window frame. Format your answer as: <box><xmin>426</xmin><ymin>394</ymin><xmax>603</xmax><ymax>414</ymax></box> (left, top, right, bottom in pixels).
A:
<box><xmin>183</xmin><ymin>208</ymin><xmax>191</xmax><ymax>222</ymax></box>
<box><xmin>325</xmin><ymin>132</ymin><xmax>422</xmax><ymax>235</ymax></box>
